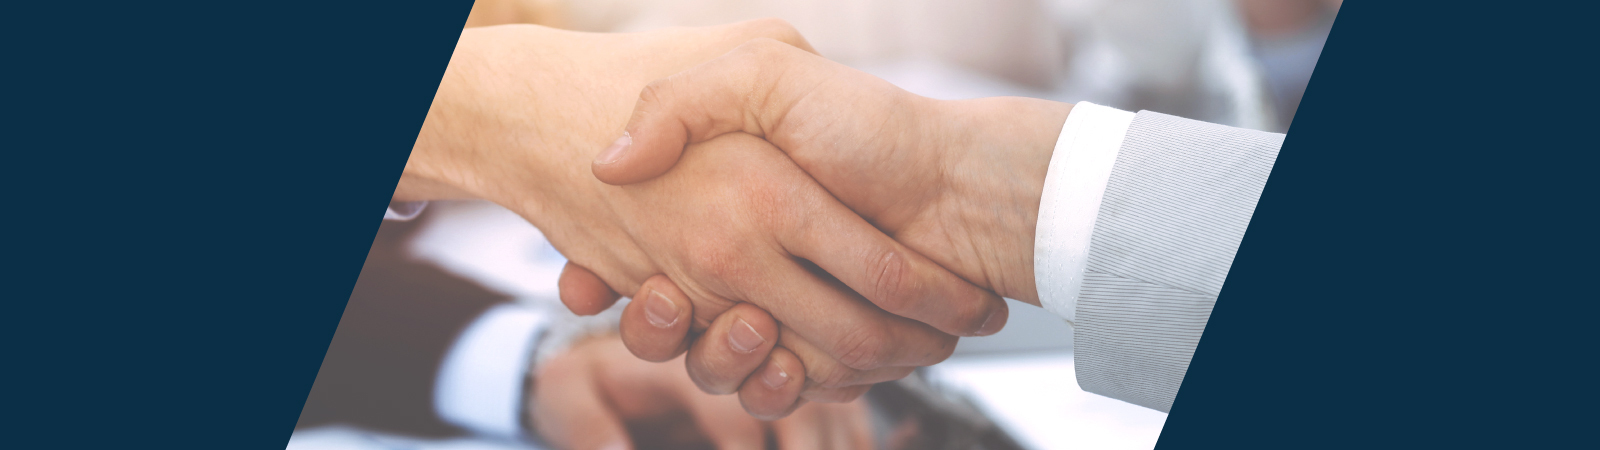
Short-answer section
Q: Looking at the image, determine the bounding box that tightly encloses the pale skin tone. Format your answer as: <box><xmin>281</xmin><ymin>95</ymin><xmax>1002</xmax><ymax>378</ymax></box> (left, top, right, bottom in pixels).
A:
<box><xmin>532</xmin><ymin>336</ymin><xmax>873</xmax><ymax>450</ymax></box>
<box><xmin>397</xmin><ymin>22</ymin><xmax>1012</xmax><ymax>415</ymax></box>
<box><xmin>588</xmin><ymin>38</ymin><xmax>1072</xmax><ymax>304</ymax></box>
<box><xmin>583</xmin><ymin>38</ymin><xmax>1075</xmax><ymax>416</ymax></box>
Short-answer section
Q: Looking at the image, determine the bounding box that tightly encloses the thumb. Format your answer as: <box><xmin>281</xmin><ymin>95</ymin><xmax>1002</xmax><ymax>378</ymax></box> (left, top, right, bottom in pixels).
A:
<box><xmin>592</xmin><ymin>38</ymin><xmax>821</xmax><ymax>185</ymax></box>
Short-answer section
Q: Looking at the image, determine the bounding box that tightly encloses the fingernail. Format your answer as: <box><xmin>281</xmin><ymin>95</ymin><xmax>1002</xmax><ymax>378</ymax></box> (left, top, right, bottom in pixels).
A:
<box><xmin>760</xmin><ymin>359</ymin><xmax>790</xmax><ymax>389</ymax></box>
<box><xmin>728</xmin><ymin>318</ymin><xmax>766</xmax><ymax>353</ymax></box>
<box><xmin>599</xmin><ymin>441</ymin><xmax>629</xmax><ymax>450</ymax></box>
<box><xmin>978</xmin><ymin>309</ymin><xmax>1006</xmax><ymax>336</ymax></box>
<box><xmin>643</xmin><ymin>289</ymin><xmax>679</xmax><ymax>328</ymax></box>
<box><xmin>595</xmin><ymin>132</ymin><xmax>632</xmax><ymax>165</ymax></box>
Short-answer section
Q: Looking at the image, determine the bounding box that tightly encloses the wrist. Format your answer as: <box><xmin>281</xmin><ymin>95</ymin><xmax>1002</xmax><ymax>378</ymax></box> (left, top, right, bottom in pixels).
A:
<box><xmin>935</xmin><ymin>97</ymin><xmax>1072</xmax><ymax>306</ymax></box>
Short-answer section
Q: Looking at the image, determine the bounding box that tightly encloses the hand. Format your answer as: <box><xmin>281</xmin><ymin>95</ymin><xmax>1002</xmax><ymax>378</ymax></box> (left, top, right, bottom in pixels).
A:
<box><xmin>592</xmin><ymin>38</ymin><xmax>1072</xmax><ymax>307</ymax></box>
<box><xmin>400</xmin><ymin>23</ymin><xmax>1002</xmax><ymax>410</ymax></box>
<box><xmin>568</xmin><ymin>134</ymin><xmax>982</xmax><ymax>409</ymax></box>
<box><xmin>531</xmin><ymin>335</ymin><xmax>874</xmax><ymax>450</ymax></box>
<box><xmin>590</xmin><ymin>39</ymin><xmax>1067</xmax><ymax>413</ymax></box>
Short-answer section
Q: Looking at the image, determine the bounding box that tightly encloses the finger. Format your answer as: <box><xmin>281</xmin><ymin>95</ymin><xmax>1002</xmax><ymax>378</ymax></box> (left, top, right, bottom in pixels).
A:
<box><xmin>620</xmin><ymin>274</ymin><xmax>694</xmax><ymax>362</ymax></box>
<box><xmin>711</xmin><ymin>17</ymin><xmax>819</xmax><ymax>55</ymax></box>
<box><xmin>737</xmin><ymin>346</ymin><xmax>806</xmax><ymax>420</ymax></box>
<box><xmin>558</xmin><ymin>261</ymin><xmax>621</xmax><ymax>316</ymax></box>
<box><xmin>741</xmin><ymin>254</ymin><xmax>961</xmax><ymax>371</ymax></box>
<box><xmin>776</xmin><ymin>191</ymin><xmax>1010</xmax><ymax>337</ymax></box>
<box><xmin>595</xmin><ymin>38</ymin><xmax>1011</xmax><ymax>336</ymax></box>
<box><xmin>645</xmin><ymin>134</ymin><xmax>962</xmax><ymax>371</ymax></box>
<box><xmin>801</xmin><ymin>383</ymin><xmax>873</xmax><ymax>404</ymax></box>
<box><xmin>777</xmin><ymin>325</ymin><xmax>917</xmax><ymax>389</ymax></box>
<box><xmin>531</xmin><ymin>352</ymin><xmax>634</xmax><ymax>450</ymax></box>
<box><xmin>684</xmin><ymin>302</ymin><xmax>779</xmax><ymax>395</ymax></box>
<box><xmin>593</xmin><ymin>38</ymin><xmax>824</xmax><ymax>184</ymax></box>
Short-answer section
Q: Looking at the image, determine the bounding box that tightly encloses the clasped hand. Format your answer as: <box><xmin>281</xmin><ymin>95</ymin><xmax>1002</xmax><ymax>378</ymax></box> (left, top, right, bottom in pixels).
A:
<box><xmin>404</xmin><ymin>20</ymin><xmax>1068</xmax><ymax>420</ymax></box>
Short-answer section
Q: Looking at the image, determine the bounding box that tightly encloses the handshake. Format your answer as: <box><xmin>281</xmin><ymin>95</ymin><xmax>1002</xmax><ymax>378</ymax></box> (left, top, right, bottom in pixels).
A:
<box><xmin>401</xmin><ymin>19</ymin><xmax>1069</xmax><ymax>420</ymax></box>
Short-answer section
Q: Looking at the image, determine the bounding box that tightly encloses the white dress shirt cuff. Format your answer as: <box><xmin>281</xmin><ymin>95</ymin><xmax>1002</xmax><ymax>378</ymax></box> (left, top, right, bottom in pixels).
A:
<box><xmin>384</xmin><ymin>201</ymin><xmax>428</xmax><ymax>220</ymax></box>
<box><xmin>433</xmin><ymin>303</ymin><xmax>550</xmax><ymax>440</ymax></box>
<box><xmin>1033</xmin><ymin>102</ymin><xmax>1136</xmax><ymax>324</ymax></box>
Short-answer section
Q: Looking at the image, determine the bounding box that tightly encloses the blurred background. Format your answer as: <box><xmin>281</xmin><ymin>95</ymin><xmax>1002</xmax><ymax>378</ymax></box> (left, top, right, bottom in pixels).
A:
<box><xmin>291</xmin><ymin>1</ymin><xmax>1337</xmax><ymax>449</ymax></box>
<box><xmin>468</xmin><ymin>0</ymin><xmax>1339</xmax><ymax>132</ymax></box>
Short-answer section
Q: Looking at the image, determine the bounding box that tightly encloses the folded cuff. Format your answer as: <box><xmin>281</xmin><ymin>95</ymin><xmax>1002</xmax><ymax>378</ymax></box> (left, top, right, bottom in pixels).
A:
<box><xmin>1033</xmin><ymin>102</ymin><xmax>1136</xmax><ymax>324</ymax></box>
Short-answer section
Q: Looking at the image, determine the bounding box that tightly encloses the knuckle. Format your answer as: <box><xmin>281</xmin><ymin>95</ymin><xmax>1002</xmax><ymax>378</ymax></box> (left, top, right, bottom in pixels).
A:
<box><xmin>745</xmin><ymin>17</ymin><xmax>803</xmax><ymax>46</ymax></box>
<box><xmin>925</xmin><ymin>333</ymin><xmax>959</xmax><ymax>364</ymax></box>
<box><xmin>739</xmin><ymin>393</ymin><xmax>797</xmax><ymax>421</ymax></box>
<box><xmin>637</xmin><ymin>78</ymin><xmax>672</xmax><ymax>108</ymax></box>
<box><xmin>867</xmin><ymin>249</ymin><xmax>915</xmax><ymax>314</ymax></box>
<box><xmin>808</xmin><ymin>360</ymin><xmax>862</xmax><ymax>388</ymax></box>
<box><xmin>746</xmin><ymin>183</ymin><xmax>797</xmax><ymax>231</ymax></box>
<box><xmin>688</xmin><ymin>358</ymin><xmax>739</xmax><ymax>395</ymax></box>
<box><xmin>835</xmin><ymin>325</ymin><xmax>892</xmax><ymax>370</ymax></box>
<box><xmin>734</xmin><ymin>36</ymin><xmax>792</xmax><ymax>61</ymax></box>
<box><xmin>686</xmin><ymin>243</ymin><xmax>742</xmax><ymax>280</ymax></box>
<box><xmin>620</xmin><ymin>322</ymin><xmax>683</xmax><ymax>363</ymax></box>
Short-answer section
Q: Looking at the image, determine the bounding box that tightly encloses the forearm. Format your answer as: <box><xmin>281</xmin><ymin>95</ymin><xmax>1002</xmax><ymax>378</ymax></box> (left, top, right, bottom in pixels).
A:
<box><xmin>397</xmin><ymin>23</ymin><xmax>768</xmax><ymax>207</ymax></box>
<box><xmin>463</xmin><ymin>0</ymin><xmax>565</xmax><ymax>28</ymax></box>
<box><xmin>401</xmin><ymin>26</ymin><xmax>539</xmax><ymax>203</ymax></box>
<box><xmin>397</xmin><ymin>25</ymin><xmax>597</xmax><ymax>214</ymax></box>
<box><xmin>396</xmin><ymin>22</ymin><xmax>835</xmax><ymax>298</ymax></box>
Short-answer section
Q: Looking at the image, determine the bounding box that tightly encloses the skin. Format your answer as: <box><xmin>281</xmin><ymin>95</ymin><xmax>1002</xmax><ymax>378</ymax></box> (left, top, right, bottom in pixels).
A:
<box><xmin>532</xmin><ymin>336</ymin><xmax>873</xmax><ymax>450</ymax></box>
<box><xmin>397</xmin><ymin>22</ymin><xmax>1003</xmax><ymax>411</ymax></box>
<box><xmin>586</xmin><ymin>38</ymin><xmax>1075</xmax><ymax>416</ymax></box>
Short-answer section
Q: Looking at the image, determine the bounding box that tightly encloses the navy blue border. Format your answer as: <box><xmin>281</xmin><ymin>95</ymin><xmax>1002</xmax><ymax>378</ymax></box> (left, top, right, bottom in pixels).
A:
<box><xmin>10</xmin><ymin>1</ymin><xmax>1585</xmax><ymax>447</ymax></box>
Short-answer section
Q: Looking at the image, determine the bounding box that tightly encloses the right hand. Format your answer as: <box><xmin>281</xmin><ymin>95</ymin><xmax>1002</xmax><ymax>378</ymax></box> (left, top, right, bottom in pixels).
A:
<box><xmin>405</xmin><ymin>21</ymin><xmax>1005</xmax><ymax>414</ymax></box>
<box><xmin>589</xmin><ymin>38</ymin><xmax>1074</xmax><ymax>415</ymax></box>
<box><xmin>561</xmin><ymin>133</ymin><xmax>995</xmax><ymax>413</ymax></box>
<box><xmin>591</xmin><ymin>38</ymin><xmax>1073</xmax><ymax>308</ymax></box>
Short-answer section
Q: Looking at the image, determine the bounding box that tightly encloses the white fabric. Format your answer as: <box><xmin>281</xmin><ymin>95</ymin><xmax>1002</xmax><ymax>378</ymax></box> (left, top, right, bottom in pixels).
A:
<box><xmin>384</xmin><ymin>201</ymin><xmax>428</xmax><ymax>220</ymax></box>
<box><xmin>434</xmin><ymin>304</ymin><xmax>550</xmax><ymax>439</ymax></box>
<box><xmin>1033</xmin><ymin>102</ymin><xmax>1136</xmax><ymax>324</ymax></box>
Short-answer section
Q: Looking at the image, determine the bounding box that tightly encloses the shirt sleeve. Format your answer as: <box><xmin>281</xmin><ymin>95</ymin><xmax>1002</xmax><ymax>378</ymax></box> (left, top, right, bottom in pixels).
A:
<box><xmin>1032</xmin><ymin>102</ymin><xmax>1137</xmax><ymax>324</ymax></box>
<box><xmin>385</xmin><ymin>201</ymin><xmax>428</xmax><ymax>221</ymax></box>
<box><xmin>1035</xmin><ymin>108</ymin><xmax>1284</xmax><ymax>413</ymax></box>
<box><xmin>433</xmin><ymin>303</ymin><xmax>551</xmax><ymax>440</ymax></box>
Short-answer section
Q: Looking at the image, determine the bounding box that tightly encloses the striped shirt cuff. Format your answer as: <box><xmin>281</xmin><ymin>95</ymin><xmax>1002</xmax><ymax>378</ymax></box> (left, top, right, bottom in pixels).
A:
<box><xmin>1033</xmin><ymin>102</ymin><xmax>1136</xmax><ymax>324</ymax></box>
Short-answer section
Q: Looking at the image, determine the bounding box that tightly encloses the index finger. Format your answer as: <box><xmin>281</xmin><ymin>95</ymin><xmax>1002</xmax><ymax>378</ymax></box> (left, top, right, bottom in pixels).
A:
<box><xmin>777</xmin><ymin>197</ymin><xmax>1010</xmax><ymax>337</ymax></box>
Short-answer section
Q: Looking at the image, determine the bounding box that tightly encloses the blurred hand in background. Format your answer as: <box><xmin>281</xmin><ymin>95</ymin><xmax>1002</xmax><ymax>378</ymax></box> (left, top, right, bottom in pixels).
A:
<box><xmin>532</xmin><ymin>336</ymin><xmax>872</xmax><ymax>450</ymax></box>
